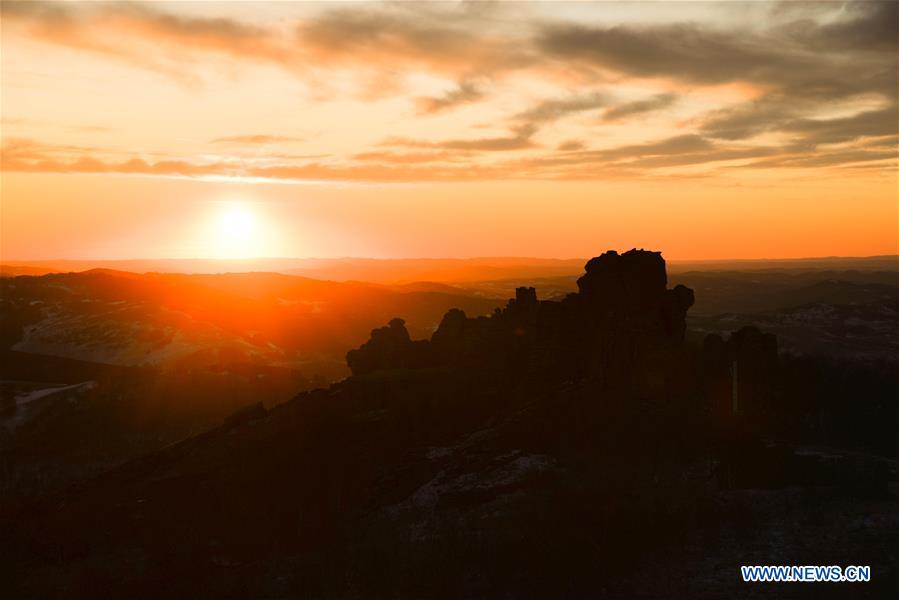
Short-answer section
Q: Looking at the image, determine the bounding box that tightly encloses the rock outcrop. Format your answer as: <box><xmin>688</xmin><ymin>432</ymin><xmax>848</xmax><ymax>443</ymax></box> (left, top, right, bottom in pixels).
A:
<box><xmin>703</xmin><ymin>326</ymin><xmax>778</xmax><ymax>420</ymax></box>
<box><xmin>347</xmin><ymin>249</ymin><xmax>696</xmax><ymax>402</ymax></box>
<box><xmin>346</xmin><ymin>318</ymin><xmax>434</xmax><ymax>376</ymax></box>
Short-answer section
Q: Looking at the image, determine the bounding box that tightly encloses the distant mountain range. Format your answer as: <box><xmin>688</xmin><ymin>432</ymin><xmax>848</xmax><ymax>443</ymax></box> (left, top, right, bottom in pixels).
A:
<box><xmin>3</xmin><ymin>254</ymin><xmax>896</xmax><ymax>283</ymax></box>
<box><xmin>0</xmin><ymin>269</ymin><xmax>501</xmax><ymax>381</ymax></box>
<box><xmin>3</xmin><ymin>261</ymin><xmax>897</xmax><ymax>375</ymax></box>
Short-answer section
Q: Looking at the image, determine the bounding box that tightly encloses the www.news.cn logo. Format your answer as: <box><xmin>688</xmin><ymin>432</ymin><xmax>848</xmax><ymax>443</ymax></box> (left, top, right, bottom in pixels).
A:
<box><xmin>742</xmin><ymin>565</ymin><xmax>871</xmax><ymax>583</ymax></box>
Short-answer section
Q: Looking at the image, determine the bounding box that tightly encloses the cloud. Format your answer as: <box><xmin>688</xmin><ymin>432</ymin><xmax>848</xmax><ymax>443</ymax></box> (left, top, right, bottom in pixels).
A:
<box><xmin>513</xmin><ymin>91</ymin><xmax>609</xmax><ymax>124</ymax></box>
<box><xmin>536</xmin><ymin>22</ymin><xmax>791</xmax><ymax>86</ymax></box>
<box><xmin>0</xmin><ymin>138</ymin><xmax>109</xmax><ymax>160</ymax></box>
<box><xmin>506</xmin><ymin>135</ymin><xmax>778</xmax><ymax>172</ymax></box>
<box><xmin>742</xmin><ymin>148</ymin><xmax>897</xmax><ymax>170</ymax></box>
<box><xmin>211</xmin><ymin>135</ymin><xmax>305</xmax><ymax>145</ymax></box>
<box><xmin>557</xmin><ymin>140</ymin><xmax>586</xmax><ymax>152</ymax></box>
<box><xmin>861</xmin><ymin>135</ymin><xmax>899</xmax><ymax>150</ymax></box>
<box><xmin>623</xmin><ymin>146</ymin><xmax>778</xmax><ymax>169</ymax></box>
<box><xmin>6</xmin><ymin>1</ymin><xmax>895</xmax><ymax>104</ymax></box>
<box><xmin>536</xmin><ymin>3</ymin><xmax>896</xmax><ymax>102</ymax></box>
<box><xmin>352</xmin><ymin>150</ymin><xmax>473</xmax><ymax>164</ymax></box>
<box><xmin>381</xmin><ymin>123</ymin><xmax>537</xmax><ymax>152</ymax></box>
<box><xmin>415</xmin><ymin>80</ymin><xmax>485</xmax><ymax>114</ymax></box>
<box><xmin>699</xmin><ymin>95</ymin><xmax>799</xmax><ymax>140</ymax></box>
<box><xmin>293</xmin><ymin>7</ymin><xmax>535</xmax><ymax>79</ymax></box>
<box><xmin>6</xmin><ymin>1</ymin><xmax>896</xmax><ymax>94</ymax></box>
<box><xmin>492</xmin><ymin>92</ymin><xmax>609</xmax><ymax>149</ymax></box>
<box><xmin>596</xmin><ymin>134</ymin><xmax>713</xmax><ymax>161</ymax></box>
<box><xmin>0</xmin><ymin>136</ymin><xmax>499</xmax><ymax>182</ymax></box>
<box><xmin>798</xmin><ymin>1</ymin><xmax>899</xmax><ymax>54</ymax></box>
<box><xmin>1</xmin><ymin>1</ymin><xmax>292</xmax><ymax>77</ymax></box>
<box><xmin>2</xmin><ymin>2</ymin><xmax>539</xmax><ymax>95</ymax></box>
<box><xmin>4</xmin><ymin>130</ymin><xmax>893</xmax><ymax>184</ymax></box>
<box><xmin>781</xmin><ymin>106</ymin><xmax>899</xmax><ymax>148</ymax></box>
<box><xmin>700</xmin><ymin>97</ymin><xmax>898</xmax><ymax>150</ymax></box>
<box><xmin>1</xmin><ymin>116</ymin><xmax>111</xmax><ymax>133</ymax></box>
<box><xmin>603</xmin><ymin>93</ymin><xmax>677</xmax><ymax>122</ymax></box>
<box><xmin>3</xmin><ymin>2</ymin><xmax>897</xmax><ymax>182</ymax></box>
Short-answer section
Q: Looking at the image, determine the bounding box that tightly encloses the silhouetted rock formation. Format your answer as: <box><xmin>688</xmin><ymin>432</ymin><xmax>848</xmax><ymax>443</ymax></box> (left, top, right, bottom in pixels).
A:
<box><xmin>11</xmin><ymin>248</ymin><xmax>899</xmax><ymax>600</ymax></box>
<box><xmin>348</xmin><ymin>249</ymin><xmax>695</xmax><ymax>402</ymax></box>
<box><xmin>347</xmin><ymin>318</ymin><xmax>405</xmax><ymax>376</ymax></box>
<box><xmin>223</xmin><ymin>401</ymin><xmax>267</xmax><ymax>428</ymax></box>
<box><xmin>703</xmin><ymin>326</ymin><xmax>778</xmax><ymax>420</ymax></box>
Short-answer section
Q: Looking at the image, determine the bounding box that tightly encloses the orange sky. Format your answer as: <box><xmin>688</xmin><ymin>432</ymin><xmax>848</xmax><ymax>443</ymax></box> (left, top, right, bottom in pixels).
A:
<box><xmin>1</xmin><ymin>1</ymin><xmax>897</xmax><ymax>261</ymax></box>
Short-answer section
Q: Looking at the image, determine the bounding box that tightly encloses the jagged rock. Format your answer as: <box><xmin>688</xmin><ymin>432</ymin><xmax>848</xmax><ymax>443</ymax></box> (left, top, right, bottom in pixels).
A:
<box><xmin>347</xmin><ymin>250</ymin><xmax>698</xmax><ymax>403</ymax></box>
<box><xmin>514</xmin><ymin>286</ymin><xmax>537</xmax><ymax>306</ymax></box>
<box><xmin>346</xmin><ymin>318</ymin><xmax>435</xmax><ymax>376</ymax></box>
<box><xmin>577</xmin><ymin>249</ymin><xmax>667</xmax><ymax>312</ymax></box>
<box><xmin>223</xmin><ymin>401</ymin><xmax>267</xmax><ymax>428</ymax></box>
<box><xmin>704</xmin><ymin>326</ymin><xmax>778</xmax><ymax>420</ymax></box>
<box><xmin>665</xmin><ymin>284</ymin><xmax>695</xmax><ymax>342</ymax></box>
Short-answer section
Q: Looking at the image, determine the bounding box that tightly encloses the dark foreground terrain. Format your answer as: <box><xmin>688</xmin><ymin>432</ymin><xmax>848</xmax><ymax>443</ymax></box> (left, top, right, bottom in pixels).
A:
<box><xmin>2</xmin><ymin>250</ymin><xmax>898</xmax><ymax>598</ymax></box>
<box><xmin>0</xmin><ymin>270</ymin><xmax>500</xmax><ymax>501</ymax></box>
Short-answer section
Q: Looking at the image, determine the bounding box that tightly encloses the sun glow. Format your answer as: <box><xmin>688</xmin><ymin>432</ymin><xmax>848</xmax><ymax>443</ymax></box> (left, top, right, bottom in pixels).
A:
<box><xmin>220</xmin><ymin>206</ymin><xmax>255</xmax><ymax>239</ymax></box>
<box><xmin>208</xmin><ymin>203</ymin><xmax>264</xmax><ymax>259</ymax></box>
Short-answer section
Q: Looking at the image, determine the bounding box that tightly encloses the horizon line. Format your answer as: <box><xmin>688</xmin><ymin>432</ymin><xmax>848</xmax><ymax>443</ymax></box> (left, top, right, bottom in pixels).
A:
<box><xmin>3</xmin><ymin>254</ymin><xmax>898</xmax><ymax>265</ymax></box>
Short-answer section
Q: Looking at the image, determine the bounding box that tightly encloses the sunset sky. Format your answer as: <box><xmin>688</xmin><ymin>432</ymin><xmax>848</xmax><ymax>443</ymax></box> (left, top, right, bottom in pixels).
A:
<box><xmin>1</xmin><ymin>1</ymin><xmax>897</xmax><ymax>261</ymax></box>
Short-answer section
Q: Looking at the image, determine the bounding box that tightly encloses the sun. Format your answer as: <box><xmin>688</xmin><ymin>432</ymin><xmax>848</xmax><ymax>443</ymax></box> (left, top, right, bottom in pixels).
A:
<box><xmin>209</xmin><ymin>203</ymin><xmax>263</xmax><ymax>258</ymax></box>
<box><xmin>220</xmin><ymin>206</ymin><xmax>255</xmax><ymax>241</ymax></box>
